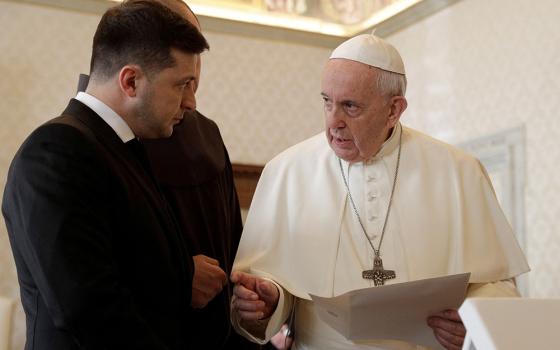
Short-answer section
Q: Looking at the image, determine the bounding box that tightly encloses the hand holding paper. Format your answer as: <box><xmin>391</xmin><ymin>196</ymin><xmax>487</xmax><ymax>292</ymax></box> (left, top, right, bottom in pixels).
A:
<box><xmin>310</xmin><ymin>273</ymin><xmax>470</xmax><ymax>349</ymax></box>
<box><xmin>427</xmin><ymin>309</ymin><xmax>466</xmax><ymax>349</ymax></box>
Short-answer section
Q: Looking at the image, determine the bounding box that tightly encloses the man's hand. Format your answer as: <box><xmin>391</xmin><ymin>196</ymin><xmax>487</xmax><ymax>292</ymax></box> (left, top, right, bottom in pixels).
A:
<box><xmin>191</xmin><ymin>254</ymin><xmax>227</xmax><ymax>308</ymax></box>
<box><xmin>270</xmin><ymin>324</ymin><xmax>293</xmax><ymax>349</ymax></box>
<box><xmin>231</xmin><ymin>271</ymin><xmax>279</xmax><ymax>320</ymax></box>
<box><xmin>427</xmin><ymin>309</ymin><xmax>466</xmax><ymax>350</ymax></box>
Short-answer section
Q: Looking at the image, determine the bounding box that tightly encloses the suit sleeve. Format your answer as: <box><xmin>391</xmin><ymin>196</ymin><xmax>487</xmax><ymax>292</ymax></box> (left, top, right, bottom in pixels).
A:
<box><xmin>2</xmin><ymin>124</ymin><xmax>170</xmax><ymax>349</ymax></box>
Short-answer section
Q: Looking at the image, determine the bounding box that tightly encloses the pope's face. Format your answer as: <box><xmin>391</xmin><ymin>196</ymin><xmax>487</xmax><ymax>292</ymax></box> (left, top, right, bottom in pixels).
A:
<box><xmin>321</xmin><ymin>59</ymin><xmax>398</xmax><ymax>163</ymax></box>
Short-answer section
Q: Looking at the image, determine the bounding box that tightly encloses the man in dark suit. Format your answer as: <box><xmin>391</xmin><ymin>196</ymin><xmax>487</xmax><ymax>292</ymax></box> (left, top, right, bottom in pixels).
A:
<box><xmin>1</xmin><ymin>1</ymin><xmax>225</xmax><ymax>349</ymax></box>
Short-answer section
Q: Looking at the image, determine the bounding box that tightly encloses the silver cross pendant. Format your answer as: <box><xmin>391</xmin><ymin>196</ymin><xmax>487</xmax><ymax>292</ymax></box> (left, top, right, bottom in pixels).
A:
<box><xmin>362</xmin><ymin>255</ymin><xmax>396</xmax><ymax>286</ymax></box>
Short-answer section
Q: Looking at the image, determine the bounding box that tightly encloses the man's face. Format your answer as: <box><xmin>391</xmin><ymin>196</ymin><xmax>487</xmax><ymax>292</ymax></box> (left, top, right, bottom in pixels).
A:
<box><xmin>321</xmin><ymin>59</ymin><xmax>396</xmax><ymax>163</ymax></box>
<box><xmin>134</xmin><ymin>49</ymin><xmax>198</xmax><ymax>138</ymax></box>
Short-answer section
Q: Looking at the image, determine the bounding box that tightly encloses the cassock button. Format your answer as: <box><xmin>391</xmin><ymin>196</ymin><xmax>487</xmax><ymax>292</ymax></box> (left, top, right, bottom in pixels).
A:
<box><xmin>368</xmin><ymin>215</ymin><xmax>377</xmax><ymax>222</ymax></box>
<box><xmin>367</xmin><ymin>175</ymin><xmax>374</xmax><ymax>182</ymax></box>
<box><xmin>368</xmin><ymin>233</ymin><xmax>378</xmax><ymax>240</ymax></box>
<box><xmin>367</xmin><ymin>190</ymin><xmax>378</xmax><ymax>201</ymax></box>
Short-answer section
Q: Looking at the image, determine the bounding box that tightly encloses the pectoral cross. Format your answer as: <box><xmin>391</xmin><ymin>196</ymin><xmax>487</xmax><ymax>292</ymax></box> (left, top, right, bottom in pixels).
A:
<box><xmin>362</xmin><ymin>255</ymin><xmax>396</xmax><ymax>286</ymax></box>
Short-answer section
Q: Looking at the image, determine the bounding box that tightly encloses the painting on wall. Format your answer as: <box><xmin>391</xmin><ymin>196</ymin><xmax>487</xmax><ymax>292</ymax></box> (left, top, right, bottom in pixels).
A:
<box><xmin>12</xmin><ymin>0</ymin><xmax>461</xmax><ymax>41</ymax></box>
<box><xmin>189</xmin><ymin>0</ymin><xmax>400</xmax><ymax>24</ymax></box>
<box><xmin>262</xmin><ymin>0</ymin><xmax>399</xmax><ymax>25</ymax></box>
<box><xmin>187</xmin><ymin>0</ymin><xmax>461</xmax><ymax>37</ymax></box>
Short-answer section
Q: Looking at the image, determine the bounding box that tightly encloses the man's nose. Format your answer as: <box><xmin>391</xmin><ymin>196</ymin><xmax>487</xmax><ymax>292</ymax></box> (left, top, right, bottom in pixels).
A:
<box><xmin>326</xmin><ymin>106</ymin><xmax>345</xmax><ymax>129</ymax></box>
<box><xmin>181</xmin><ymin>83</ymin><xmax>196</xmax><ymax>112</ymax></box>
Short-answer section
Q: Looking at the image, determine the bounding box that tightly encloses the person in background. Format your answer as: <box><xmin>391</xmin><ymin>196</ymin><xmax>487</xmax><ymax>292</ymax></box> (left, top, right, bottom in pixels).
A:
<box><xmin>229</xmin><ymin>32</ymin><xmax>529</xmax><ymax>350</ymax></box>
<box><xmin>142</xmin><ymin>1</ymin><xmax>259</xmax><ymax>348</ymax></box>
<box><xmin>2</xmin><ymin>1</ymin><xmax>212</xmax><ymax>349</ymax></box>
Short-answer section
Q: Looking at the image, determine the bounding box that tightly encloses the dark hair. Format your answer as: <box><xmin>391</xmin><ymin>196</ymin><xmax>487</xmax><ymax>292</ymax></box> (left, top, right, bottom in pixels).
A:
<box><xmin>90</xmin><ymin>0</ymin><xmax>209</xmax><ymax>80</ymax></box>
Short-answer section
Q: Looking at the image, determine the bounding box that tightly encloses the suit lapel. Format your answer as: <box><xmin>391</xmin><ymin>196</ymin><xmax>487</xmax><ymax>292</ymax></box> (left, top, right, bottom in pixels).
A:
<box><xmin>57</xmin><ymin>99</ymin><xmax>188</xmax><ymax>281</ymax></box>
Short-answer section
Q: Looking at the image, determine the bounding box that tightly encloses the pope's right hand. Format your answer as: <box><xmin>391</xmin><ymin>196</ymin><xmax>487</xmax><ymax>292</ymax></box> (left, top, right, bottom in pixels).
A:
<box><xmin>191</xmin><ymin>254</ymin><xmax>227</xmax><ymax>308</ymax></box>
<box><xmin>270</xmin><ymin>324</ymin><xmax>294</xmax><ymax>350</ymax></box>
<box><xmin>231</xmin><ymin>271</ymin><xmax>279</xmax><ymax>320</ymax></box>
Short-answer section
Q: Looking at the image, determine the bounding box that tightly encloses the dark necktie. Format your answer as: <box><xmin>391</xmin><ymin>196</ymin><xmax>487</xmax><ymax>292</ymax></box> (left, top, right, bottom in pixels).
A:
<box><xmin>126</xmin><ymin>138</ymin><xmax>152</xmax><ymax>173</ymax></box>
<box><xmin>127</xmin><ymin>138</ymin><xmax>175</xmax><ymax>222</ymax></box>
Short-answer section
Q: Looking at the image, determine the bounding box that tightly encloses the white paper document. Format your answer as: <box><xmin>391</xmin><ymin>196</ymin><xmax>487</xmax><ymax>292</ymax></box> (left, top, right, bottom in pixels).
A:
<box><xmin>310</xmin><ymin>273</ymin><xmax>470</xmax><ymax>349</ymax></box>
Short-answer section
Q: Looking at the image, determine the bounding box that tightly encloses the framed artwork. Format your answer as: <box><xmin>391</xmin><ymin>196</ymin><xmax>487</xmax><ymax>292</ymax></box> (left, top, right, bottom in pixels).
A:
<box><xmin>12</xmin><ymin>0</ymin><xmax>461</xmax><ymax>43</ymax></box>
<box><xmin>189</xmin><ymin>0</ymin><xmax>462</xmax><ymax>37</ymax></box>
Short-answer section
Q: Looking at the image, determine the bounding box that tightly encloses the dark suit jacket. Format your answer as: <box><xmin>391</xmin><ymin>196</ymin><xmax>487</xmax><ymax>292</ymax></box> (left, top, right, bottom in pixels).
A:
<box><xmin>2</xmin><ymin>99</ymin><xmax>193</xmax><ymax>349</ymax></box>
<box><xmin>143</xmin><ymin>112</ymin><xmax>258</xmax><ymax>349</ymax></box>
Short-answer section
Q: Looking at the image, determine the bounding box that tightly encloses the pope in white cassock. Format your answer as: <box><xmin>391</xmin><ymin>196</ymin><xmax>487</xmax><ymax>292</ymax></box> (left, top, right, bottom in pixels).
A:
<box><xmin>230</xmin><ymin>32</ymin><xmax>530</xmax><ymax>350</ymax></box>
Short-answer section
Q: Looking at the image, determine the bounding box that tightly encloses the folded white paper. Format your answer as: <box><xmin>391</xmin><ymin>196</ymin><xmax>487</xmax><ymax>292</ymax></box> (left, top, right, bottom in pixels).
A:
<box><xmin>310</xmin><ymin>273</ymin><xmax>470</xmax><ymax>349</ymax></box>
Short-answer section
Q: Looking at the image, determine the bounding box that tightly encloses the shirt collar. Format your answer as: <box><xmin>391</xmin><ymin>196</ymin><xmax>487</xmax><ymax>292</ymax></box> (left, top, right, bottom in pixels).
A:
<box><xmin>75</xmin><ymin>92</ymin><xmax>136</xmax><ymax>143</ymax></box>
<box><xmin>368</xmin><ymin>122</ymin><xmax>402</xmax><ymax>161</ymax></box>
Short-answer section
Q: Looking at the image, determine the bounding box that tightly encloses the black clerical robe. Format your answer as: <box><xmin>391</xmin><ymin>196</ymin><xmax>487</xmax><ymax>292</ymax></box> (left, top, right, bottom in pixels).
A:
<box><xmin>143</xmin><ymin>111</ymin><xmax>257</xmax><ymax>349</ymax></box>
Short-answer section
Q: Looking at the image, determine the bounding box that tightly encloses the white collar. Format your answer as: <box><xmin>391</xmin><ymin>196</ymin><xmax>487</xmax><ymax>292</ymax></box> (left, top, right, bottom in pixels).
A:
<box><xmin>370</xmin><ymin>122</ymin><xmax>401</xmax><ymax>161</ymax></box>
<box><xmin>75</xmin><ymin>92</ymin><xmax>135</xmax><ymax>143</ymax></box>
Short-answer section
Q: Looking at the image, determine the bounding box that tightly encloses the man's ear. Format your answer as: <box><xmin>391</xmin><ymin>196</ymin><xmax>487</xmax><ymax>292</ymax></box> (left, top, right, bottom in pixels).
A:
<box><xmin>387</xmin><ymin>96</ymin><xmax>408</xmax><ymax>127</ymax></box>
<box><xmin>118</xmin><ymin>65</ymin><xmax>143</xmax><ymax>97</ymax></box>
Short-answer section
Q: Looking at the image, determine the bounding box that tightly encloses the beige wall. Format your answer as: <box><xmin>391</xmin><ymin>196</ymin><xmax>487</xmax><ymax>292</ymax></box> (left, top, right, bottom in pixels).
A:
<box><xmin>195</xmin><ymin>31</ymin><xmax>328</xmax><ymax>164</ymax></box>
<box><xmin>387</xmin><ymin>0</ymin><xmax>560</xmax><ymax>299</ymax></box>
<box><xmin>1</xmin><ymin>0</ymin><xmax>559</xmax><ymax>348</ymax></box>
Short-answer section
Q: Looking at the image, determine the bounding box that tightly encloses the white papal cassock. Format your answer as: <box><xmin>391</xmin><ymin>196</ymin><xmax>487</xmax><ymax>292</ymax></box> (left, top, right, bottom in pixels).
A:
<box><xmin>232</xmin><ymin>123</ymin><xmax>529</xmax><ymax>349</ymax></box>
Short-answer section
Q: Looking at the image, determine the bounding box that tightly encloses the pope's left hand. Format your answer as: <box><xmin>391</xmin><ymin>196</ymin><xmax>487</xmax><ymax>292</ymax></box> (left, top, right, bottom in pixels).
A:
<box><xmin>427</xmin><ymin>309</ymin><xmax>466</xmax><ymax>350</ymax></box>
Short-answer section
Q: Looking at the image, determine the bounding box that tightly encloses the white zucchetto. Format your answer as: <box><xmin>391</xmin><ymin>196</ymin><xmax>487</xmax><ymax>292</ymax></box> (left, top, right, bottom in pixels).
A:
<box><xmin>330</xmin><ymin>31</ymin><xmax>405</xmax><ymax>75</ymax></box>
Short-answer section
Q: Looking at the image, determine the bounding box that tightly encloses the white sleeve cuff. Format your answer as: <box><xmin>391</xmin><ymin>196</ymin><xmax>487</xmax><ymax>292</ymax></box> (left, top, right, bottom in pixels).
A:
<box><xmin>230</xmin><ymin>278</ymin><xmax>294</xmax><ymax>344</ymax></box>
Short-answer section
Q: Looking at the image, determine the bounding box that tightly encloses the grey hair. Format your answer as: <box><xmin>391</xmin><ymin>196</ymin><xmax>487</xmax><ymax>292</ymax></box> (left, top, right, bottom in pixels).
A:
<box><xmin>375</xmin><ymin>68</ymin><xmax>407</xmax><ymax>97</ymax></box>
